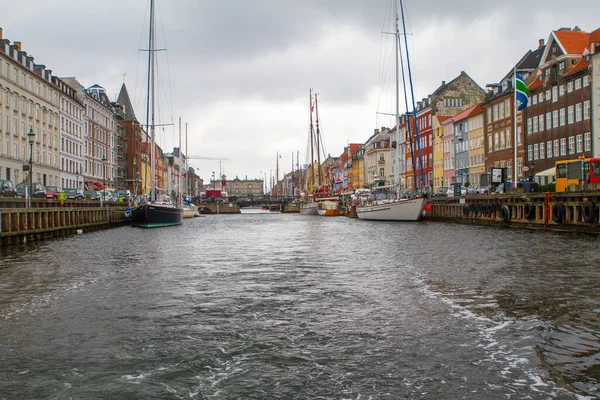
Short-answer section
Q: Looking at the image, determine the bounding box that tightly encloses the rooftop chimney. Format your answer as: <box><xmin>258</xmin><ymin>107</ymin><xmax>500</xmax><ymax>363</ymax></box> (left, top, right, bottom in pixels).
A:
<box><xmin>0</xmin><ymin>27</ymin><xmax>3</xmax><ymax>40</ymax></box>
<box><xmin>442</xmin><ymin>80</ymin><xmax>446</xmax><ymax>86</ymax></box>
<box><xmin>538</xmin><ymin>38</ymin><xmax>545</xmax><ymax>49</ymax></box>
<box><xmin>13</xmin><ymin>41</ymin><xmax>21</xmax><ymax>51</ymax></box>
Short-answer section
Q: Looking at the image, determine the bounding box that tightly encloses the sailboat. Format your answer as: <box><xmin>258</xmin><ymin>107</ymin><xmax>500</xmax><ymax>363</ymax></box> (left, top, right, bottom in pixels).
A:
<box><xmin>300</xmin><ymin>90</ymin><xmax>334</xmax><ymax>215</ymax></box>
<box><xmin>356</xmin><ymin>0</ymin><xmax>427</xmax><ymax>222</ymax></box>
<box><xmin>130</xmin><ymin>0</ymin><xmax>183</xmax><ymax>228</ymax></box>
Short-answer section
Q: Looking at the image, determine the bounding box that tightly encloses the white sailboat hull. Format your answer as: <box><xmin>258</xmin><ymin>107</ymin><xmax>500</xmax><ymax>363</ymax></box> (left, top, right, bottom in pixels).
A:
<box><xmin>356</xmin><ymin>197</ymin><xmax>426</xmax><ymax>221</ymax></box>
<box><xmin>300</xmin><ymin>202</ymin><xmax>318</xmax><ymax>215</ymax></box>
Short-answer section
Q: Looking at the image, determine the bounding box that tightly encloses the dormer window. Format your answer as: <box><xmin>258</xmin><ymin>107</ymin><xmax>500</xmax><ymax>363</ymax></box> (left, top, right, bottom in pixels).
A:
<box><xmin>558</xmin><ymin>61</ymin><xmax>564</xmax><ymax>71</ymax></box>
<box><xmin>552</xmin><ymin>45</ymin><xmax>557</xmax><ymax>53</ymax></box>
<box><xmin>544</xmin><ymin>68</ymin><xmax>550</xmax><ymax>76</ymax></box>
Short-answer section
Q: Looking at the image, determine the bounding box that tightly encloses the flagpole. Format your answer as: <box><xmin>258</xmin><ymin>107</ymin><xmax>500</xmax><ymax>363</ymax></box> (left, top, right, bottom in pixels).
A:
<box><xmin>513</xmin><ymin>67</ymin><xmax>518</xmax><ymax>187</ymax></box>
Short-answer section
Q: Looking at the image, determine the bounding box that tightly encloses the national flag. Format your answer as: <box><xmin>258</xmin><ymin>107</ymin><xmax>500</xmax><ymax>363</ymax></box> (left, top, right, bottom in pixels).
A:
<box><xmin>515</xmin><ymin>71</ymin><xmax>529</xmax><ymax>111</ymax></box>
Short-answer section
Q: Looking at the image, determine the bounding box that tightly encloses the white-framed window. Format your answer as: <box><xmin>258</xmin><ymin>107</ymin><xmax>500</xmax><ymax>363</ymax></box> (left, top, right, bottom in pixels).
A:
<box><xmin>559</xmin><ymin>85</ymin><xmax>565</xmax><ymax>96</ymax></box>
<box><xmin>575</xmin><ymin>103</ymin><xmax>582</xmax><ymax>122</ymax></box>
<box><xmin>527</xmin><ymin>118</ymin><xmax>532</xmax><ymax>134</ymax></box>
<box><xmin>486</xmin><ymin>108</ymin><xmax>492</xmax><ymax>124</ymax></box>
<box><xmin>568</xmin><ymin>105</ymin><xmax>574</xmax><ymax>124</ymax></box>
<box><xmin>539</xmin><ymin>115</ymin><xmax>544</xmax><ymax>131</ymax></box>
<box><xmin>505</xmin><ymin>100</ymin><xmax>511</xmax><ymax>117</ymax></box>
<box><xmin>559</xmin><ymin>108</ymin><xmax>565</xmax><ymax>126</ymax></box>
<box><xmin>499</xmin><ymin>102</ymin><xmax>505</xmax><ymax>119</ymax></box>
<box><xmin>547</xmin><ymin>141</ymin><xmax>553</xmax><ymax>158</ymax></box>
<box><xmin>493</xmin><ymin>104</ymin><xmax>498</xmax><ymax>121</ymax></box>
<box><xmin>560</xmin><ymin>138</ymin><xmax>566</xmax><ymax>156</ymax></box>
<box><xmin>533</xmin><ymin>117</ymin><xmax>538</xmax><ymax>133</ymax></box>
<box><xmin>506</xmin><ymin>129</ymin><xmax>511</xmax><ymax>148</ymax></box>
<box><xmin>584</xmin><ymin>132</ymin><xmax>591</xmax><ymax>152</ymax></box>
<box><xmin>552</xmin><ymin>110</ymin><xmax>559</xmax><ymax>128</ymax></box>
<box><xmin>487</xmin><ymin>134</ymin><xmax>492</xmax><ymax>152</ymax></box>
<box><xmin>546</xmin><ymin>112</ymin><xmax>552</xmax><ymax>129</ymax></box>
<box><xmin>576</xmin><ymin>134</ymin><xmax>583</xmax><ymax>153</ymax></box>
<box><xmin>534</xmin><ymin>143</ymin><xmax>539</xmax><ymax>160</ymax></box>
<box><xmin>554</xmin><ymin>139</ymin><xmax>559</xmax><ymax>157</ymax></box>
<box><xmin>546</xmin><ymin>90</ymin><xmax>551</xmax><ymax>100</ymax></box>
<box><xmin>539</xmin><ymin>142</ymin><xmax>545</xmax><ymax>160</ymax></box>
<box><xmin>567</xmin><ymin>81</ymin><xmax>573</xmax><ymax>93</ymax></box>
<box><xmin>583</xmin><ymin>76</ymin><xmax>589</xmax><ymax>87</ymax></box>
<box><xmin>575</xmin><ymin>78</ymin><xmax>581</xmax><ymax>90</ymax></box>
<box><xmin>517</xmin><ymin>126</ymin><xmax>522</xmax><ymax>146</ymax></box>
<box><xmin>568</xmin><ymin>136</ymin><xmax>575</xmax><ymax>154</ymax></box>
<box><xmin>538</xmin><ymin>93</ymin><xmax>543</xmax><ymax>103</ymax></box>
<box><xmin>528</xmin><ymin>145</ymin><xmax>533</xmax><ymax>161</ymax></box>
<box><xmin>500</xmin><ymin>131</ymin><xmax>505</xmax><ymax>149</ymax></box>
<box><xmin>552</xmin><ymin>86</ymin><xmax>558</xmax><ymax>102</ymax></box>
<box><xmin>583</xmin><ymin>100</ymin><xmax>590</xmax><ymax>120</ymax></box>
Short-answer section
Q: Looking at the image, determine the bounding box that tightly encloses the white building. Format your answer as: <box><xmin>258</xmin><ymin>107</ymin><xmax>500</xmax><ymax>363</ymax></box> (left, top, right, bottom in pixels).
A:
<box><xmin>592</xmin><ymin>41</ymin><xmax>600</xmax><ymax>158</ymax></box>
<box><xmin>0</xmin><ymin>30</ymin><xmax>60</xmax><ymax>186</ymax></box>
<box><xmin>53</xmin><ymin>77</ymin><xmax>84</xmax><ymax>190</ymax></box>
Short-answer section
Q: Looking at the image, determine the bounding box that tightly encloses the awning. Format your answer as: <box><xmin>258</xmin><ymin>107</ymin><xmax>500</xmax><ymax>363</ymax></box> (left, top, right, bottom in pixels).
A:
<box><xmin>93</xmin><ymin>182</ymin><xmax>104</xmax><ymax>190</ymax></box>
<box><xmin>535</xmin><ymin>167</ymin><xmax>555</xmax><ymax>177</ymax></box>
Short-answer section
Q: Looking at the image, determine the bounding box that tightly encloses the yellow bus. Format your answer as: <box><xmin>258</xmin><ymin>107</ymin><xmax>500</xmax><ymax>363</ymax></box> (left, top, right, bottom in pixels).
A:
<box><xmin>555</xmin><ymin>157</ymin><xmax>590</xmax><ymax>192</ymax></box>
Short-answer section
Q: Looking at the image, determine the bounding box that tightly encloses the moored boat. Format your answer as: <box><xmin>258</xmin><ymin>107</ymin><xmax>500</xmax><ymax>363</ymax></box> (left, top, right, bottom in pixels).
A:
<box><xmin>316</xmin><ymin>199</ymin><xmax>341</xmax><ymax>216</ymax></box>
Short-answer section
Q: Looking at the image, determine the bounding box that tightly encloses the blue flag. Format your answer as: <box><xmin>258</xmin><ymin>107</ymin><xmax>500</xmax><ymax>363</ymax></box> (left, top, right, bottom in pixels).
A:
<box><xmin>515</xmin><ymin>72</ymin><xmax>529</xmax><ymax>111</ymax></box>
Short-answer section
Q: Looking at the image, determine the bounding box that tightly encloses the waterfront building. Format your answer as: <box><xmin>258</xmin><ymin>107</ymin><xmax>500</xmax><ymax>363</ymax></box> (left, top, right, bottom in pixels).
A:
<box><xmin>524</xmin><ymin>28</ymin><xmax>598</xmax><ymax>183</ymax></box>
<box><xmin>390</xmin><ymin>117</ymin><xmax>407</xmax><ymax>191</ymax></box>
<box><xmin>53</xmin><ymin>77</ymin><xmax>84</xmax><ymax>190</ymax></box>
<box><xmin>410</xmin><ymin>72</ymin><xmax>486</xmax><ymax>189</ymax></box>
<box><xmin>0</xmin><ymin>30</ymin><xmax>61</xmax><ymax>186</ymax></box>
<box><xmin>351</xmin><ymin>145</ymin><xmax>365</xmax><ymax>190</ymax></box>
<box><xmin>343</xmin><ymin>143</ymin><xmax>361</xmax><ymax>193</ymax></box>
<box><xmin>227</xmin><ymin>176</ymin><xmax>264</xmax><ymax>198</ymax></box>
<box><xmin>432</xmin><ymin>116</ymin><xmax>451</xmax><ymax>191</ymax></box>
<box><xmin>592</xmin><ymin>37</ymin><xmax>600</xmax><ymax>157</ymax></box>
<box><xmin>453</xmin><ymin>107</ymin><xmax>471</xmax><ymax>188</ymax></box>
<box><xmin>466</xmin><ymin>105</ymin><xmax>485</xmax><ymax>185</ymax></box>
<box><xmin>116</xmin><ymin>84</ymin><xmax>144</xmax><ymax>194</ymax></box>
<box><xmin>442</xmin><ymin>117</ymin><xmax>455</xmax><ymax>188</ymax></box>
<box><xmin>61</xmin><ymin>78</ymin><xmax>118</xmax><ymax>191</ymax></box>
<box><xmin>364</xmin><ymin>127</ymin><xmax>391</xmax><ymax>188</ymax></box>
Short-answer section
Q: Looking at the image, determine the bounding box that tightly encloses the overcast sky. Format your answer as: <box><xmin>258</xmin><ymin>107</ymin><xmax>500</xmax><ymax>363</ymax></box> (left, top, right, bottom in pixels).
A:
<box><xmin>2</xmin><ymin>1</ymin><xmax>598</xmax><ymax>185</ymax></box>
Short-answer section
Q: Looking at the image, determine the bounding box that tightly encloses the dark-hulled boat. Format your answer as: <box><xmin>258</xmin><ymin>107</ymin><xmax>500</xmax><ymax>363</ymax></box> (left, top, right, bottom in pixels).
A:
<box><xmin>130</xmin><ymin>202</ymin><xmax>183</xmax><ymax>228</ymax></box>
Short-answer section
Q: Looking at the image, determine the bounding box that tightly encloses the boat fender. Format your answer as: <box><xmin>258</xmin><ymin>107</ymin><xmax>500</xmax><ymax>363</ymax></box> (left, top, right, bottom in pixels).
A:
<box><xmin>500</xmin><ymin>204</ymin><xmax>511</xmax><ymax>223</ymax></box>
<box><xmin>582</xmin><ymin>201</ymin><xmax>596</xmax><ymax>223</ymax></box>
<box><xmin>524</xmin><ymin>202</ymin><xmax>535</xmax><ymax>220</ymax></box>
<box><xmin>125</xmin><ymin>206</ymin><xmax>132</xmax><ymax>218</ymax></box>
<box><xmin>552</xmin><ymin>203</ymin><xmax>565</xmax><ymax>223</ymax></box>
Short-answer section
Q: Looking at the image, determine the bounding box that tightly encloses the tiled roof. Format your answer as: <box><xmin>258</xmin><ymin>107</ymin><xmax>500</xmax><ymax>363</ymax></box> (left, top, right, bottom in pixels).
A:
<box><xmin>528</xmin><ymin>78</ymin><xmax>543</xmax><ymax>91</ymax></box>
<box><xmin>452</xmin><ymin>103</ymin><xmax>482</xmax><ymax>122</ymax></box>
<box><xmin>589</xmin><ymin>27</ymin><xmax>600</xmax><ymax>46</ymax></box>
<box><xmin>437</xmin><ymin>116</ymin><xmax>452</xmax><ymax>123</ymax></box>
<box><xmin>554</xmin><ymin>30</ymin><xmax>590</xmax><ymax>54</ymax></box>
<box><xmin>565</xmin><ymin>57</ymin><xmax>590</xmax><ymax>76</ymax></box>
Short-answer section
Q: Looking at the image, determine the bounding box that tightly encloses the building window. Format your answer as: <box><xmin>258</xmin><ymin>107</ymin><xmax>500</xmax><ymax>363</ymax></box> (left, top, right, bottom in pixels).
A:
<box><xmin>547</xmin><ymin>141</ymin><xmax>552</xmax><ymax>158</ymax></box>
<box><xmin>559</xmin><ymin>85</ymin><xmax>565</xmax><ymax>96</ymax></box>
<box><xmin>574</xmin><ymin>78</ymin><xmax>581</xmax><ymax>90</ymax></box>
<box><xmin>584</xmin><ymin>132</ymin><xmax>591</xmax><ymax>152</ymax></box>
<box><xmin>552</xmin><ymin>110</ymin><xmax>559</xmax><ymax>128</ymax></box>
<box><xmin>568</xmin><ymin>136</ymin><xmax>574</xmax><ymax>154</ymax></box>
<box><xmin>488</xmin><ymin>134</ymin><xmax>492</xmax><ymax>152</ymax></box>
<box><xmin>539</xmin><ymin>142</ymin><xmax>545</xmax><ymax>160</ymax></box>
<box><xmin>567</xmin><ymin>81</ymin><xmax>573</xmax><ymax>93</ymax></box>
<box><xmin>559</xmin><ymin>108</ymin><xmax>565</xmax><ymax>126</ymax></box>
<box><xmin>538</xmin><ymin>115</ymin><xmax>544</xmax><ymax>131</ymax></box>
<box><xmin>576</xmin><ymin>134</ymin><xmax>583</xmax><ymax>153</ymax></box>
<box><xmin>583</xmin><ymin>76</ymin><xmax>589</xmax><ymax>87</ymax></box>
<box><xmin>528</xmin><ymin>145</ymin><xmax>533</xmax><ymax>161</ymax></box>
<box><xmin>505</xmin><ymin>100</ymin><xmax>510</xmax><ymax>117</ymax></box>
<box><xmin>554</xmin><ymin>139</ymin><xmax>559</xmax><ymax>157</ymax></box>
<box><xmin>583</xmin><ymin>100</ymin><xmax>590</xmax><ymax>120</ymax></box>
<box><xmin>560</xmin><ymin>138</ymin><xmax>566</xmax><ymax>156</ymax></box>
<box><xmin>533</xmin><ymin>143</ymin><xmax>539</xmax><ymax>160</ymax></box>
<box><xmin>538</xmin><ymin>93</ymin><xmax>543</xmax><ymax>103</ymax></box>
<box><xmin>552</xmin><ymin>86</ymin><xmax>558</xmax><ymax>102</ymax></box>
<box><xmin>500</xmin><ymin>131</ymin><xmax>505</xmax><ymax>149</ymax></box>
<box><xmin>533</xmin><ymin>117</ymin><xmax>538</xmax><ymax>133</ymax></box>
<box><xmin>506</xmin><ymin>129</ymin><xmax>511</xmax><ymax>148</ymax></box>
<box><xmin>494</xmin><ymin>133</ymin><xmax>499</xmax><ymax>150</ymax></box>
<box><xmin>575</xmin><ymin>103</ymin><xmax>582</xmax><ymax>122</ymax></box>
<box><xmin>546</xmin><ymin>112</ymin><xmax>552</xmax><ymax>130</ymax></box>
<box><xmin>493</xmin><ymin>104</ymin><xmax>498</xmax><ymax>121</ymax></box>
<box><xmin>568</xmin><ymin>106</ymin><xmax>574</xmax><ymax>124</ymax></box>
<box><xmin>527</xmin><ymin>118</ymin><xmax>532</xmax><ymax>134</ymax></box>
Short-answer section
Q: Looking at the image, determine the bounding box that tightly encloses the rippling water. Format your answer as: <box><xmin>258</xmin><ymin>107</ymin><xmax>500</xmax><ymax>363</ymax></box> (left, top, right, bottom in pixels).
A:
<box><xmin>1</xmin><ymin>211</ymin><xmax>599</xmax><ymax>399</ymax></box>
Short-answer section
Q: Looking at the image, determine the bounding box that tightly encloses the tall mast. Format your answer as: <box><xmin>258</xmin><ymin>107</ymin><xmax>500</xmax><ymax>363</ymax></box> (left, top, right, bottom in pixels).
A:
<box><xmin>149</xmin><ymin>0</ymin><xmax>156</xmax><ymax>201</ymax></box>
<box><xmin>315</xmin><ymin>93</ymin><xmax>322</xmax><ymax>187</ymax></box>
<box><xmin>185</xmin><ymin>122</ymin><xmax>189</xmax><ymax>197</ymax></box>
<box><xmin>178</xmin><ymin>117</ymin><xmax>182</xmax><ymax>203</ymax></box>
<box><xmin>394</xmin><ymin>0</ymin><xmax>401</xmax><ymax>191</ymax></box>
<box><xmin>309</xmin><ymin>89</ymin><xmax>315</xmax><ymax>193</ymax></box>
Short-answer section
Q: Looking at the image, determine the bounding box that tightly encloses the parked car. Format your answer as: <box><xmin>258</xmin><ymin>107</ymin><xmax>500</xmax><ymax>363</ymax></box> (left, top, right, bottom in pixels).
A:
<box><xmin>467</xmin><ymin>183</ymin><xmax>480</xmax><ymax>196</ymax></box>
<box><xmin>434</xmin><ymin>186</ymin><xmax>449</xmax><ymax>197</ymax></box>
<box><xmin>84</xmin><ymin>190</ymin><xmax>99</xmax><ymax>200</ymax></box>
<box><xmin>15</xmin><ymin>182</ymin><xmax>46</xmax><ymax>198</ymax></box>
<box><xmin>478</xmin><ymin>185</ymin><xmax>491</xmax><ymax>195</ymax></box>
<box><xmin>115</xmin><ymin>189</ymin><xmax>132</xmax><ymax>201</ymax></box>
<box><xmin>45</xmin><ymin>186</ymin><xmax>62</xmax><ymax>199</ymax></box>
<box><xmin>63</xmin><ymin>188</ymin><xmax>84</xmax><ymax>200</ymax></box>
<box><xmin>0</xmin><ymin>179</ymin><xmax>17</xmax><ymax>197</ymax></box>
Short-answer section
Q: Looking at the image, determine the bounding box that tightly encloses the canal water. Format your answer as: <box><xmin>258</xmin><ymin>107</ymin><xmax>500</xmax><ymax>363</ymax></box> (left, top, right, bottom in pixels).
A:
<box><xmin>1</xmin><ymin>211</ymin><xmax>599</xmax><ymax>399</ymax></box>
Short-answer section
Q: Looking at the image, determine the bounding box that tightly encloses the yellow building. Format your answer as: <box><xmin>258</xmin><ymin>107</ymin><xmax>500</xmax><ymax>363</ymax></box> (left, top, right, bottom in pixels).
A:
<box><xmin>467</xmin><ymin>105</ymin><xmax>485</xmax><ymax>185</ymax></box>
<box><xmin>432</xmin><ymin>116</ymin><xmax>452</xmax><ymax>191</ymax></box>
<box><xmin>352</xmin><ymin>146</ymin><xmax>365</xmax><ymax>189</ymax></box>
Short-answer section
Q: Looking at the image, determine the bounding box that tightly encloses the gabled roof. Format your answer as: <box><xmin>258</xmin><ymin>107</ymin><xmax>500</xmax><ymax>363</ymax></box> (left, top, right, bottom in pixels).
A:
<box><xmin>452</xmin><ymin>103</ymin><xmax>483</xmax><ymax>122</ymax></box>
<box><xmin>553</xmin><ymin>29</ymin><xmax>590</xmax><ymax>54</ymax></box>
<box><xmin>565</xmin><ymin>57</ymin><xmax>590</xmax><ymax>77</ymax></box>
<box><xmin>528</xmin><ymin>77</ymin><xmax>544</xmax><ymax>91</ymax></box>
<box><xmin>117</xmin><ymin>84</ymin><xmax>137</xmax><ymax>122</ymax></box>
<box><xmin>437</xmin><ymin>116</ymin><xmax>452</xmax><ymax>124</ymax></box>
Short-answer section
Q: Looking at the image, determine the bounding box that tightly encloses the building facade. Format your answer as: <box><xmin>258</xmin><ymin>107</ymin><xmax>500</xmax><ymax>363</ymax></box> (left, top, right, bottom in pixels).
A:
<box><xmin>0</xmin><ymin>32</ymin><xmax>60</xmax><ymax>187</ymax></box>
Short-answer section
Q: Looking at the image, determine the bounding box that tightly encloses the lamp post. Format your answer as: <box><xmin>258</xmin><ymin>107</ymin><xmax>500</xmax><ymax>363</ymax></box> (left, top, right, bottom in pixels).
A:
<box><xmin>27</xmin><ymin>128</ymin><xmax>35</xmax><ymax>207</ymax></box>
<box><xmin>102</xmin><ymin>155</ymin><xmax>107</xmax><ymax>206</ymax></box>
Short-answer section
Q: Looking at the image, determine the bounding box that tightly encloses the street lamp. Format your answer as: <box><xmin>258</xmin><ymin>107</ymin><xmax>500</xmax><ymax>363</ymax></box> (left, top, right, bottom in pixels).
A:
<box><xmin>212</xmin><ymin>171</ymin><xmax>215</xmax><ymax>192</ymax></box>
<box><xmin>102</xmin><ymin>155</ymin><xmax>107</xmax><ymax>205</ymax></box>
<box><xmin>27</xmin><ymin>127</ymin><xmax>35</xmax><ymax>207</ymax></box>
